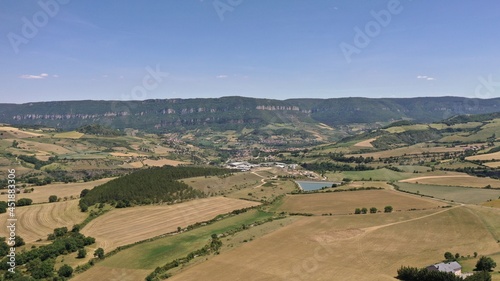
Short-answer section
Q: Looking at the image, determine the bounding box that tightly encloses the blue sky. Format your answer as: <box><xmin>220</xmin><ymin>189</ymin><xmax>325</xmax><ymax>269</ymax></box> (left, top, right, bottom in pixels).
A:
<box><xmin>1</xmin><ymin>0</ymin><xmax>500</xmax><ymax>103</ymax></box>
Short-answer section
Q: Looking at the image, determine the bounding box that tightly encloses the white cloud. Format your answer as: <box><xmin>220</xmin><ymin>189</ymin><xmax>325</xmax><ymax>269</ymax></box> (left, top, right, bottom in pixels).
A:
<box><xmin>216</xmin><ymin>75</ymin><xmax>228</xmax><ymax>79</ymax></box>
<box><xmin>19</xmin><ymin>73</ymin><xmax>59</xmax><ymax>79</ymax></box>
<box><xmin>19</xmin><ymin>74</ymin><xmax>45</xmax><ymax>79</ymax></box>
<box><xmin>417</xmin><ymin>75</ymin><xmax>436</xmax><ymax>81</ymax></box>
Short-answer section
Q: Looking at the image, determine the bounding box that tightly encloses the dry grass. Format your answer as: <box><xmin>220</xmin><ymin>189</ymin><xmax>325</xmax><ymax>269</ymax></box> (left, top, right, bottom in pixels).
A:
<box><xmin>0</xmin><ymin>200</ymin><xmax>87</xmax><ymax>244</ymax></box>
<box><xmin>81</xmin><ymin>197</ymin><xmax>260</xmax><ymax>252</ymax></box>
<box><xmin>109</xmin><ymin>152</ymin><xmax>145</xmax><ymax>157</ymax></box>
<box><xmin>168</xmin><ymin>207</ymin><xmax>499</xmax><ymax>281</ymax></box>
<box><xmin>0</xmin><ymin>126</ymin><xmax>43</xmax><ymax>138</ymax></box>
<box><xmin>349</xmin><ymin>144</ymin><xmax>467</xmax><ymax>159</ymax></box>
<box><xmin>467</xmin><ymin>151</ymin><xmax>500</xmax><ymax>161</ymax></box>
<box><xmin>143</xmin><ymin>158</ymin><xmax>188</xmax><ymax>166</ymax></box>
<box><xmin>126</xmin><ymin>158</ymin><xmax>189</xmax><ymax>168</ymax></box>
<box><xmin>482</xmin><ymin>199</ymin><xmax>500</xmax><ymax>208</ymax></box>
<box><xmin>17</xmin><ymin>139</ymin><xmax>73</xmax><ymax>154</ymax></box>
<box><xmin>278</xmin><ymin>190</ymin><xmax>443</xmax><ymax>215</ymax></box>
<box><xmin>52</xmin><ymin>131</ymin><xmax>84</xmax><ymax>139</ymax></box>
<box><xmin>399</xmin><ymin>175</ymin><xmax>500</xmax><ymax>188</ymax></box>
<box><xmin>72</xmin><ymin>266</ymin><xmax>150</xmax><ymax>281</ymax></box>
<box><xmin>344</xmin><ymin>181</ymin><xmax>394</xmax><ymax>189</ymax></box>
<box><xmin>353</xmin><ymin>138</ymin><xmax>377</xmax><ymax>148</ymax></box>
<box><xmin>185</xmin><ymin>171</ymin><xmax>263</xmax><ymax>194</ymax></box>
<box><xmin>18</xmin><ymin>178</ymin><xmax>114</xmax><ymax>203</ymax></box>
<box><xmin>485</xmin><ymin>161</ymin><xmax>500</xmax><ymax>168</ymax></box>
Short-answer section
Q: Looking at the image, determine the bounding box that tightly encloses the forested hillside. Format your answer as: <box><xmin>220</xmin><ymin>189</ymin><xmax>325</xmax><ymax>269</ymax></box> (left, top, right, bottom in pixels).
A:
<box><xmin>79</xmin><ymin>166</ymin><xmax>231</xmax><ymax>208</ymax></box>
<box><xmin>1</xmin><ymin>96</ymin><xmax>499</xmax><ymax>132</ymax></box>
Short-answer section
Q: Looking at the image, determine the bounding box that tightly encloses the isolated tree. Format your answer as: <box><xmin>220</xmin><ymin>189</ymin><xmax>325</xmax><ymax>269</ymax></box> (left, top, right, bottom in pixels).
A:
<box><xmin>77</xmin><ymin>248</ymin><xmax>87</xmax><ymax>259</ymax></box>
<box><xmin>354</xmin><ymin>208</ymin><xmax>361</xmax><ymax>214</ymax></box>
<box><xmin>48</xmin><ymin>195</ymin><xmax>58</xmax><ymax>203</ymax></box>
<box><xmin>384</xmin><ymin>206</ymin><xmax>393</xmax><ymax>213</ymax></box>
<box><xmin>361</xmin><ymin>207</ymin><xmax>368</xmax><ymax>214</ymax></box>
<box><xmin>474</xmin><ymin>252</ymin><xmax>478</xmax><ymax>258</ymax></box>
<box><xmin>455</xmin><ymin>253</ymin><xmax>460</xmax><ymax>260</ymax></box>
<box><xmin>94</xmin><ymin>248</ymin><xmax>105</xmax><ymax>259</ymax></box>
<box><xmin>58</xmin><ymin>264</ymin><xmax>73</xmax><ymax>278</ymax></box>
<box><xmin>476</xmin><ymin>256</ymin><xmax>497</xmax><ymax>271</ymax></box>
<box><xmin>370</xmin><ymin>207</ymin><xmax>378</xmax><ymax>214</ymax></box>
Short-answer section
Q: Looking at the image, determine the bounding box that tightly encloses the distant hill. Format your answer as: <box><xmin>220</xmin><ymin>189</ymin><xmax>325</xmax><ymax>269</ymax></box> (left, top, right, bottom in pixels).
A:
<box><xmin>0</xmin><ymin>96</ymin><xmax>499</xmax><ymax>132</ymax></box>
<box><xmin>338</xmin><ymin>111</ymin><xmax>500</xmax><ymax>149</ymax></box>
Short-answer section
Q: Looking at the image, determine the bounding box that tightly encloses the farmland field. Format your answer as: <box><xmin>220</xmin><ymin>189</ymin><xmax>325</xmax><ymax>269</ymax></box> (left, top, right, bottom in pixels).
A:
<box><xmin>16</xmin><ymin>139</ymin><xmax>73</xmax><ymax>154</ymax></box>
<box><xmin>52</xmin><ymin>131</ymin><xmax>85</xmax><ymax>139</ymax></box>
<box><xmin>395</xmin><ymin>182</ymin><xmax>500</xmax><ymax>204</ymax></box>
<box><xmin>485</xmin><ymin>161</ymin><xmax>500</xmax><ymax>168</ymax></box>
<box><xmin>353</xmin><ymin>138</ymin><xmax>377</xmax><ymax>147</ymax></box>
<box><xmin>184</xmin><ymin>171</ymin><xmax>263</xmax><ymax>194</ymax></box>
<box><xmin>18</xmin><ymin>178</ymin><xmax>114</xmax><ymax>203</ymax></box>
<box><xmin>0</xmin><ymin>200</ymin><xmax>87</xmax><ymax>244</ymax></box>
<box><xmin>167</xmin><ymin>207</ymin><xmax>500</xmax><ymax>281</ymax></box>
<box><xmin>81</xmin><ymin>197</ymin><xmax>261</xmax><ymax>251</ymax></box>
<box><xmin>72</xmin><ymin>210</ymin><xmax>283</xmax><ymax>281</ymax></box>
<box><xmin>349</xmin><ymin>144</ymin><xmax>468</xmax><ymax>159</ymax></box>
<box><xmin>278</xmin><ymin>190</ymin><xmax>443</xmax><ymax>215</ymax></box>
<box><xmin>467</xmin><ymin>151</ymin><xmax>500</xmax><ymax>161</ymax></box>
<box><xmin>483</xmin><ymin>199</ymin><xmax>500</xmax><ymax>208</ymax></box>
<box><xmin>0</xmin><ymin>126</ymin><xmax>43</xmax><ymax>138</ymax></box>
<box><xmin>400</xmin><ymin>175</ymin><xmax>500</xmax><ymax>188</ymax></box>
<box><xmin>326</xmin><ymin>168</ymin><xmax>413</xmax><ymax>181</ymax></box>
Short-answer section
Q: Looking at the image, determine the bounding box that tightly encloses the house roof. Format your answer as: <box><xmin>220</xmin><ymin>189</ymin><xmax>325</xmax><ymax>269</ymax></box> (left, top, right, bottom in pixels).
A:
<box><xmin>432</xmin><ymin>262</ymin><xmax>462</xmax><ymax>272</ymax></box>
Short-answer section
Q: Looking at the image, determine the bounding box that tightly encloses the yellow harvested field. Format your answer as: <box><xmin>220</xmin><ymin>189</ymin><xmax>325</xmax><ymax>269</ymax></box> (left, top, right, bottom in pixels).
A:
<box><xmin>0</xmin><ymin>126</ymin><xmax>43</xmax><ymax>138</ymax></box>
<box><xmin>20</xmin><ymin>178</ymin><xmax>114</xmax><ymax>203</ymax></box>
<box><xmin>0</xmin><ymin>200</ymin><xmax>87</xmax><ymax>244</ymax></box>
<box><xmin>483</xmin><ymin>199</ymin><xmax>500</xmax><ymax>208</ymax></box>
<box><xmin>52</xmin><ymin>131</ymin><xmax>84</xmax><ymax>139</ymax></box>
<box><xmin>485</xmin><ymin>162</ymin><xmax>500</xmax><ymax>168</ymax></box>
<box><xmin>81</xmin><ymin>197</ymin><xmax>260</xmax><ymax>251</ymax></box>
<box><xmin>72</xmin><ymin>266</ymin><xmax>150</xmax><ymax>281</ymax></box>
<box><xmin>399</xmin><ymin>175</ymin><xmax>500</xmax><ymax>188</ymax></box>
<box><xmin>467</xmin><ymin>151</ymin><xmax>500</xmax><ymax>161</ymax></box>
<box><xmin>17</xmin><ymin>139</ymin><xmax>73</xmax><ymax>154</ymax></box>
<box><xmin>168</xmin><ymin>207</ymin><xmax>500</xmax><ymax>281</ymax></box>
<box><xmin>353</xmin><ymin>138</ymin><xmax>377</xmax><ymax>148</ymax></box>
<box><xmin>279</xmin><ymin>190</ymin><xmax>442</xmax><ymax>215</ymax></box>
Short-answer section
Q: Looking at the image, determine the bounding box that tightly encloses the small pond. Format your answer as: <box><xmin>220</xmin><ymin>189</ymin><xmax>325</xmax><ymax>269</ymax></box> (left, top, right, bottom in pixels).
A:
<box><xmin>295</xmin><ymin>181</ymin><xmax>336</xmax><ymax>191</ymax></box>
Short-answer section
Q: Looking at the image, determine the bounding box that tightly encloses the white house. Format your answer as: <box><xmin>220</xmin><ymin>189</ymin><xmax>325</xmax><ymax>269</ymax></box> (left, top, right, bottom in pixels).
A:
<box><xmin>426</xmin><ymin>261</ymin><xmax>462</xmax><ymax>276</ymax></box>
